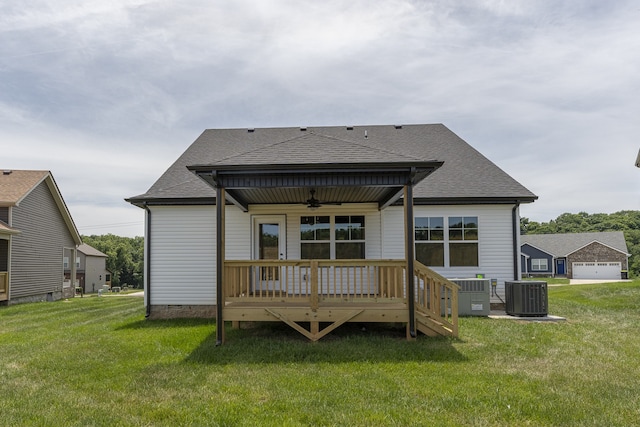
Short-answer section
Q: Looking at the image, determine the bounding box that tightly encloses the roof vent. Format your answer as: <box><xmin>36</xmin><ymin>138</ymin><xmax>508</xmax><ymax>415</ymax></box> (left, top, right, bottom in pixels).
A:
<box><xmin>3</xmin><ymin>170</ymin><xmax>12</xmax><ymax>175</ymax></box>
<box><xmin>247</xmin><ymin>128</ymin><xmax>255</xmax><ymax>133</ymax></box>
<box><xmin>300</xmin><ymin>127</ymin><xmax>307</xmax><ymax>131</ymax></box>
<box><xmin>394</xmin><ymin>125</ymin><xmax>402</xmax><ymax>129</ymax></box>
<box><xmin>364</xmin><ymin>130</ymin><xmax>368</xmax><ymax>139</ymax></box>
<box><xmin>346</xmin><ymin>126</ymin><xmax>354</xmax><ymax>130</ymax></box>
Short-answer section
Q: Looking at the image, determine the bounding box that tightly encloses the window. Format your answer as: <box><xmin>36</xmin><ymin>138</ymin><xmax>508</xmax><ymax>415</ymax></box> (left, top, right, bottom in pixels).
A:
<box><xmin>415</xmin><ymin>215</ymin><xmax>479</xmax><ymax>268</ymax></box>
<box><xmin>300</xmin><ymin>215</ymin><xmax>365</xmax><ymax>259</ymax></box>
<box><xmin>335</xmin><ymin>215</ymin><xmax>365</xmax><ymax>259</ymax></box>
<box><xmin>300</xmin><ymin>216</ymin><xmax>330</xmax><ymax>259</ymax></box>
<box><xmin>532</xmin><ymin>259</ymin><xmax>548</xmax><ymax>271</ymax></box>
<box><xmin>63</xmin><ymin>257</ymin><xmax>69</xmax><ymax>269</ymax></box>
<box><xmin>448</xmin><ymin>216</ymin><xmax>478</xmax><ymax>267</ymax></box>
<box><xmin>415</xmin><ymin>217</ymin><xmax>444</xmax><ymax>266</ymax></box>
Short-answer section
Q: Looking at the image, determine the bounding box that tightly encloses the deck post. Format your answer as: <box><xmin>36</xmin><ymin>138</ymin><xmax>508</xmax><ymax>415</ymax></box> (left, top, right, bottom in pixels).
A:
<box><xmin>310</xmin><ymin>260</ymin><xmax>319</xmax><ymax>311</ymax></box>
<box><xmin>216</xmin><ymin>185</ymin><xmax>225</xmax><ymax>345</ymax></box>
<box><xmin>404</xmin><ymin>184</ymin><xmax>416</xmax><ymax>339</ymax></box>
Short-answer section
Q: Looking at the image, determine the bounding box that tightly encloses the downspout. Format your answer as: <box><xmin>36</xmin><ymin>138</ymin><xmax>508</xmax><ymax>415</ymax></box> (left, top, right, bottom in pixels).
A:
<box><xmin>512</xmin><ymin>202</ymin><xmax>520</xmax><ymax>280</ymax></box>
<box><xmin>143</xmin><ymin>203</ymin><xmax>152</xmax><ymax>318</ymax></box>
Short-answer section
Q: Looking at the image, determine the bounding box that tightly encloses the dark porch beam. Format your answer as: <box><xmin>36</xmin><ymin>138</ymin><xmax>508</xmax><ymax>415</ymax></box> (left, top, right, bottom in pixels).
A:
<box><xmin>378</xmin><ymin>187</ymin><xmax>404</xmax><ymax>210</ymax></box>
<box><xmin>405</xmin><ymin>185</ymin><xmax>416</xmax><ymax>339</ymax></box>
<box><xmin>216</xmin><ymin>185</ymin><xmax>225</xmax><ymax>345</ymax></box>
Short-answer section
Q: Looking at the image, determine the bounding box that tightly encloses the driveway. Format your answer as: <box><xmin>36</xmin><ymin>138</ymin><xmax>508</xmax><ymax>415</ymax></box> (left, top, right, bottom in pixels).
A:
<box><xmin>568</xmin><ymin>279</ymin><xmax>631</xmax><ymax>285</ymax></box>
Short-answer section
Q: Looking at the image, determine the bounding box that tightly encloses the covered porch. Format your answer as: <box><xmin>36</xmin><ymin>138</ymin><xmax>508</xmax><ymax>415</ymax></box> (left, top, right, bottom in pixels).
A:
<box><xmin>189</xmin><ymin>159</ymin><xmax>459</xmax><ymax>343</ymax></box>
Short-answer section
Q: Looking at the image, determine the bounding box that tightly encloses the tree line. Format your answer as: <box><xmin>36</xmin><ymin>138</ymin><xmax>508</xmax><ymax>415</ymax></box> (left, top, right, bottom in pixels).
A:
<box><xmin>521</xmin><ymin>210</ymin><xmax>640</xmax><ymax>277</ymax></box>
<box><xmin>82</xmin><ymin>234</ymin><xmax>144</xmax><ymax>289</ymax></box>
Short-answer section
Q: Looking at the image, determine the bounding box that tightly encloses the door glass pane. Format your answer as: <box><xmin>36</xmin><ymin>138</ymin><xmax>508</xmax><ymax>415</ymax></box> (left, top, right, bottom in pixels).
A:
<box><xmin>259</xmin><ymin>223</ymin><xmax>279</xmax><ymax>260</ymax></box>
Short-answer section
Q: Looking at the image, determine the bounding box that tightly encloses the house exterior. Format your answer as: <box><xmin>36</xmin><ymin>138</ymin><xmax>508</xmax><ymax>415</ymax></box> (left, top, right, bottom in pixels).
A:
<box><xmin>69</xmin><ymin>243</ymin><xmax>111</xmax><ymax>293</ymax></box>
<box><xmin>521</xmin><ymin>232</ymin><xmax>630</xmax><ymax>279</ymax></box>
<box><xmin>127</xmin><ymin>124</ymin><xmax>537</xmax><ymax>341</ymax></box>
<box><xmin>0</xmin><ymin>170</ymin><xmax>82</xmax><ymax>304</ymax></box>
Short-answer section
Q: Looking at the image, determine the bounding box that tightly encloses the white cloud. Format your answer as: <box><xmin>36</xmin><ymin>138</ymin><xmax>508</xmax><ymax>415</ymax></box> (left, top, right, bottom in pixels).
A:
<box><xmin>1</xmin><ymin>0</ymin><xmax>640</xmax><ymax>233</ymax></box>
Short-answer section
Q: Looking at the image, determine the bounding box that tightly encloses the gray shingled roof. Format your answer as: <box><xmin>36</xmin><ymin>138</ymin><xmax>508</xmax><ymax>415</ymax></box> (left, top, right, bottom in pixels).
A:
<box><xmin>77</xmin><ymin>243</ymin><xmax>108</xmax><ymax>258</ymax></box>
<box><xmin>127</xmin><ymin>124</ymin><xmax>537</xmax><ymax>204</ymax></box>
<box><xmin>521</xmin><ymin>232</ymin><xmax>629</xmax><ymax>256</ymax></box>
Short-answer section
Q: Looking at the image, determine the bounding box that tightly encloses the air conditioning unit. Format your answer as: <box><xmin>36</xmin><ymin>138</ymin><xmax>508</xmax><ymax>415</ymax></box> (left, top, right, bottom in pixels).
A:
<box><xmin>450</xmin><ymin>278</ymin><xmax>490</xmax><ymax>316</ymax></box>
<box><xmin>505</xmin><ymin>281</ymin><xmax>548</xmax><ymax>317</ymax></box>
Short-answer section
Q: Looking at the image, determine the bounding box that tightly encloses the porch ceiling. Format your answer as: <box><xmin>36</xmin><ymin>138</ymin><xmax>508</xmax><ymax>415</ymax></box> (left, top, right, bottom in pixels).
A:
<box><xmin>188</xmin><ymin>162</ymin><xmax>443</xmax><ymax>211</ymax></box>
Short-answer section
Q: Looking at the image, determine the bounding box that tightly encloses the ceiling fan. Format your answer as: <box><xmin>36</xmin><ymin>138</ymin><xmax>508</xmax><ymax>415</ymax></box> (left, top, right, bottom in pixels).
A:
<box><xmin>305</xmin><ymin>189</ymin><xmax>341</xmax><ymax>209</ymax></box>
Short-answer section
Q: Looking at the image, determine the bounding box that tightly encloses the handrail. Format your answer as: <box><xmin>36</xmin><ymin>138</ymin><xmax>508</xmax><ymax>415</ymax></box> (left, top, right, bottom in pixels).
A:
<box><xmin>224</xmin><ymin>259</ymin><xmax>406</xmax><ymax>303</ymax></box>
<box><xmin>413</xmin><ymin>261</ymin><xmax>459</xmax><ymax>337</ymax></box>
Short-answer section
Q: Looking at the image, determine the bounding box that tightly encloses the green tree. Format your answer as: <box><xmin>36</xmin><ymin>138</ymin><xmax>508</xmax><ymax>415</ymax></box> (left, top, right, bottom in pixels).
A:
<box><xmin>81</xmin><ymin>234</ymin><xmax>144</xmax><ymax>288</ymax></box>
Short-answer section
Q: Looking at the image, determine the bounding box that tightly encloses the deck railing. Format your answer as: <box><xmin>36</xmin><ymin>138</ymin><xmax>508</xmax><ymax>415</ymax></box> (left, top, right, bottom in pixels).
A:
<box><xmin>0</xmin><ymin>271</ymin><xmax>8</xmax><ymax>301</ymax></box>
<box><xmin>413</xmin><ymin>261</ymin><xmax>459</xmax><ymax>336</ymax></box>
<box><xmin>224</xmin><ymin>259</ymin><xmax>407</xmax><ymax>307</ymax></box>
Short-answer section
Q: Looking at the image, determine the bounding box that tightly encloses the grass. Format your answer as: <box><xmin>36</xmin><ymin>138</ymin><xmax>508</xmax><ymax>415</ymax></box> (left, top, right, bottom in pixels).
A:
<box><xmin>2</xmin><ymin>282</ymin><xmax>640</xmax><ymax>426</ymax></box>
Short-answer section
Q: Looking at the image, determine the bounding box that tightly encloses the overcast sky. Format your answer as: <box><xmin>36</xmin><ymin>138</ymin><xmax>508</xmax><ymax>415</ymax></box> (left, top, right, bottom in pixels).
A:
<box><xmin>2</xmin><ymin>0</ymin><xmax>639</xmax><ymax>237</ymax></box>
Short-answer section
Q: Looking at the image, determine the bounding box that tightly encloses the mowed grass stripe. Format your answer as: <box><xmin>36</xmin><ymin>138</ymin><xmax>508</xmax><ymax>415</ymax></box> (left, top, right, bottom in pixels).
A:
<box><xmin>1</xmin><ymin>282</ymin><xmax>640</xmax><ymax>426</ymax></box>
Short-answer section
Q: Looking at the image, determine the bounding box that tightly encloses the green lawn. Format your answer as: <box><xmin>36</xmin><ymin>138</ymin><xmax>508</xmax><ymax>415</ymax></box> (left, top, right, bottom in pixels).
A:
<box><xmin>2</xmin><ymin>282</ymin><xmax>640</xmax><ymax>426</ymax></box>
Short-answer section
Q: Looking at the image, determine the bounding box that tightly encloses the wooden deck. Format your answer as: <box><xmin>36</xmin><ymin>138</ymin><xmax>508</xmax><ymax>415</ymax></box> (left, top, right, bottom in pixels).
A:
<box><xmin>222</xmin><ymin>260</ymin><xmax>458</xmax><ymax>341</ymax></box>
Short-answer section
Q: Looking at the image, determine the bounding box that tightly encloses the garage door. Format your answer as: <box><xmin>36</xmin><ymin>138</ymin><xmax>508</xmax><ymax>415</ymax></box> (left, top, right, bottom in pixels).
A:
<box><xmin>572</xmin><ymin>262</ymin><xmax>621</xmax><ymax>280</ymax></box>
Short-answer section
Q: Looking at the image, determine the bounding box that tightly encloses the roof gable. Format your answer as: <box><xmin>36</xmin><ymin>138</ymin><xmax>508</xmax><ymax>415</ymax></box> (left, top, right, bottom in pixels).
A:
<box><xmin>78</xmin><ymin>243</ymin><xmax>108</xmax><ymax>257</ymax></box>
<box><xmin>0</xmin><ymin>170</ymin><xmax>48</xmax><ymax>206</ymax></box>
<box><xmin>0</xmin><ymin>169</ymin><xmax>81</xmax><ymax>245</ymax></box>
<box><xmin>211</xmin><ymin>131</ymin><xmax>425</xmax><ymax>166</ymax></box>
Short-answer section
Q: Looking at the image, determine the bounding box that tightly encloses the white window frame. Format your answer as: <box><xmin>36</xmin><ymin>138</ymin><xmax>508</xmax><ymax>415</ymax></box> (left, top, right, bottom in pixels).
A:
<box><xmin>300</xmin><ymin>215</ymin><xmax>365</xmax><ymax>259</ymax></box>
<box><xmin>531</xmin><ymin>258</ymin><xmax>548</xmax><ymax>271</ymax></box>
<box><xmin>415</xmin><ymin>215</ymin><xmax>479</xmax><ymax>268</ymax></box>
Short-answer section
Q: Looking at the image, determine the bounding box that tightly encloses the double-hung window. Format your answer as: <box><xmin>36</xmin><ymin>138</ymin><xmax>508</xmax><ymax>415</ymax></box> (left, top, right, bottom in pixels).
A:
<box><xmin>300</xmin><ymin>216</ymin><xmax>330</xmax><ymax>259</ymax></box>
<box><xmin>300</xmin><ymin>215</ymin><xmax>365</xmax><ymax>259</ymax></box>
<box><xmin>448</xmin><ymin>216</ymin><xmax>478</xmax><ymax>266</ymax></box>
<box><xmin>415</xmin><ymin>217</ymin><xmax>444</xmax><ymax>266</ymax></box>
<box><xmin>335</xmin><ymin>215</ymin><xmax>365</xmax><ymax>259</ymax></box>
<box><xmin>531</xmin><ymin>258</ymin><xmax>548</xmax><ymax>271</ymax></box>
<box><xmin>415</xmin><ymin>215</ymin><xmax>479</xmax><ymax>267</ymax></box>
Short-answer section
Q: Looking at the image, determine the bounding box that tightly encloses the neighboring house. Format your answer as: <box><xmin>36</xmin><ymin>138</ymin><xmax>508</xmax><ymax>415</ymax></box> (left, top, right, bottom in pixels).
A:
<box><xmin>127</xmin><ymin>124</ymin><xmax>537</xmax><ymax>341</ymax></box>
<box><xmin>68</xmin><ymin>243</ymin><xmax>111</xmax><ymax>293</ymax></box>
<box><xmin>0</xmin><ymin>170</ymin><xmax>82</xmax><ymax>304</ymax></box>
<box><xmin>521</xmin><ymin>231</ymin><xmax>630</xmax><ymax>279</ymax></box>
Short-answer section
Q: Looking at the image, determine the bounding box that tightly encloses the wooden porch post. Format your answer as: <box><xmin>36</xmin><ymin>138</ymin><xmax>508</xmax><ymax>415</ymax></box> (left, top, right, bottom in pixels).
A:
<box><xmin>404</xmin><ymin>185</ymin><xmax>416</xmax><ymax>339</ymax></box>
<box><xmin>216</xmin><ymin>186</ymin><xmax>225</xmax><ymax>345</ymax></box>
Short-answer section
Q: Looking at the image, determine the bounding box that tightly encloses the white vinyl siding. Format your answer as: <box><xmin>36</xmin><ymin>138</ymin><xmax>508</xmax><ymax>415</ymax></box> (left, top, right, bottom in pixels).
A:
<box><xmin>147</xmin><ymin>203</ymin><xmax>519</xmax><ymax>305</ymax></box>
<box><xmin>149</xmin><ymin>206</ymin><xmax>216</xmax><ymax>305</ymax></box>
<box><xmin>147</xmin><ymin>205</ymin><xmax>253</xmax><ymax>305</ymax></box>
<box><xmin>148</xmin><ymin>204</ymin><xmax>381</xmax><ymax>306</ymax></box>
